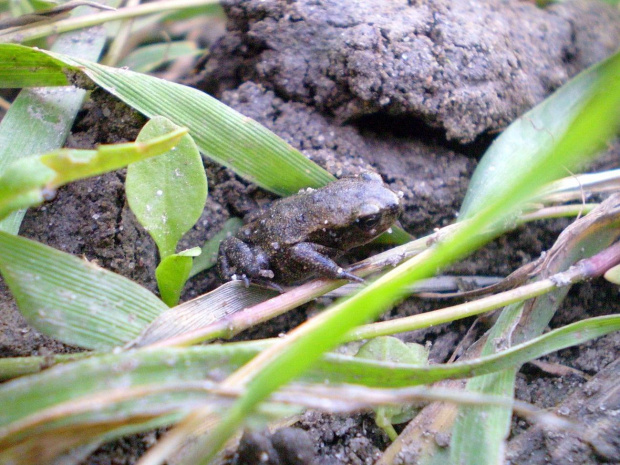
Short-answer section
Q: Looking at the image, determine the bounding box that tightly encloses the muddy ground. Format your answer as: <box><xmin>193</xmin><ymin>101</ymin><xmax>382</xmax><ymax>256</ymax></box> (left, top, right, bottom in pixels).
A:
<box><xmin>1</xmin><ymin>0</ymin><xmax>620</xmax><ymax>464</ymax></box>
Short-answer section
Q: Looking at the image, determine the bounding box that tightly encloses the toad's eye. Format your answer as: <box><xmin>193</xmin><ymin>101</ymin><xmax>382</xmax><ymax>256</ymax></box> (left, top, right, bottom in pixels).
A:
<box><xmin>358</xmin><ymin>214</ymin><xmax>381</xmax><ymax>230</ymax></box>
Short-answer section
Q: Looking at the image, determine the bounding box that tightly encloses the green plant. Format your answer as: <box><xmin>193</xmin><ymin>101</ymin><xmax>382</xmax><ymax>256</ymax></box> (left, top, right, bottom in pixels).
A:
<box><xmin>0</xmin><ymin>5</ymin><xmax>619</xmax><ymax>465</ymax></box>
<box><xmin>126</xmin><ymin>116</ymin><xmax>207</xmax><ymax>306</ymax></box>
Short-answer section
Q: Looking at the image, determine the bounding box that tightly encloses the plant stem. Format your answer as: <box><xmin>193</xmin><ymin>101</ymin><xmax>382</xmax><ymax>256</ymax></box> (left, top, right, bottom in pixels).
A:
<box><xmin>0</xmin><ymin>0</ymin><xmax>219</xmax><ymax>43</ymax></box>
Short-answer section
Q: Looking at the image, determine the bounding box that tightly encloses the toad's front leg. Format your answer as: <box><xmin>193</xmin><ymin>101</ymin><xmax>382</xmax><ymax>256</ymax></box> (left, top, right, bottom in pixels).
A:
<box><xmin>217</xmin><ymin>236</ymin><xmax>273</xmax><ymax>285</ymax></box>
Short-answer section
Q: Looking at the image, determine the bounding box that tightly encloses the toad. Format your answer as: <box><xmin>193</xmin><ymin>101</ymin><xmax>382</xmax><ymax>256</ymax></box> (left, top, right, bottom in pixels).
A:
<box><xmin>217</xmin><ymin>172</ymin><xmax>402</xmax><ymax>286</ymax></box>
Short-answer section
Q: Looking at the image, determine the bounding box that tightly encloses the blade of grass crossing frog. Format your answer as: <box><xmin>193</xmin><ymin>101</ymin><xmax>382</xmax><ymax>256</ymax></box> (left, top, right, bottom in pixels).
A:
<box><xmin>0</xmin><ymin>6</ymin><xmax>113</xmax><ymax>234</ymax></box>
<box><xmin>55</xmin><ymin>55</ymin><xmax>335</xmax><ymax>197</ymax></box>
<box><xmin>0</xmin><ymin>232</ymin><xmax>167</xmax><ymax>350</ymax></box>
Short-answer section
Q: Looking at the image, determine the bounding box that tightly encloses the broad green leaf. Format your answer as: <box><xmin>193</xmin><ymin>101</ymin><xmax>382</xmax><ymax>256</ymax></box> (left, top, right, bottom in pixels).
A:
<box><xmin>126</xmin><ymin>116</ymin><xmax>207</xmax><ymax>259</ymax></box>
<box><xmin>0</xmin><ymin>128</ymin><xmax>187</xmax><ymax>221</ymax></box>
<box><xmin>0</xmin><ymin>232</ymin><xmax>167</xmax><ymax>350</ymax></box>
<box><xmin>156</xmin><ymin>247</ymin><xmax>201</xmax><ymax>307</ymax></box>
<box><xmin>356</xmin><ymin>337</ymin><xmax>428</xmax><ymax>439</ymax></box>
<box><xmin>118</xmin><ymin>41</ymin><xmax>202</xmax><ymax>73</ymax></box>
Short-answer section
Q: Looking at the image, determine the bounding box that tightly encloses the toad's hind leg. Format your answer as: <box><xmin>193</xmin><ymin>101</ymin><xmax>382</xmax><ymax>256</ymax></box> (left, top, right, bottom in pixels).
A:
<box><xmin>287</xmin><ymin>242</ymin><xmax>363</xmax><ymax>283</ymax></box>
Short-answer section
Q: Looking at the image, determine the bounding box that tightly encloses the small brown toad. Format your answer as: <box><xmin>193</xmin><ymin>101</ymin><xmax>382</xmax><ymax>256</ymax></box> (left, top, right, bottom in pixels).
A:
<box><xmin>217</xmin><ymin>172</ymin><xmax>402</xmax><ymax>286</ymax></box>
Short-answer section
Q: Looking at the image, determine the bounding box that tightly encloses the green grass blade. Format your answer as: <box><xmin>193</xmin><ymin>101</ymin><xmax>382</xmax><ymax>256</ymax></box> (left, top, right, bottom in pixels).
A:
<box><xmin>0</xmin><ymin>232</ymin><xmax>167</xmax><ymax>350</ymax></box>
<box><xmin>0</xmin><ymin>1</ymin><xmax>121</xmax><ymax>232</ymax></box>
<box><xmin>449</xmin><ymin>370</ymin><xmax>516</xmax><ymax>465</ymax></box>
<box><xmin>5</xmin><ymin>313</ymin><xmax>620</xmax><ymax>385</ymax></box>
<box><xmin>43</xmin><ymin>128</ymin><xmax>189</xmax><ymax>185</ymax></box>
<box><xmin>0</xmin><ymin>352</ymin><xmax>93</xmax><ymax>381</ymax></box>
<box><xmin>0</xmin><ymin>157</ymin><xmax>54</xmax><ymax>219</ymax></box>
<box><xmin>3</xmin><ymin>314</ymin><xmax>620</xmax><ymax>418</ymax></box>
<box><xmin>0</xmin><ymin>342</ymin><xmax>266</xmax><ymax>426</ymax></box>
<box><xmin>0</xmin><ymin>16</ymin><xmax>107</xmax><ymax>233</ymax></box>
<box><xmin>0</xmin><ymin>44</ymin><xmax>71</xmax><ymax>87</ymax></box>
<box><xmin>0</xmin><ymin>44</ymin><xmax>330</xmax><ymax>194</ymax></box>
<box><xmin>126</xmin><ymin>116</ymin><xmax>207</xmax><ymax>259</ymax></box>
<box><xmin>118</xmin><ymin>41</ymin><xmax>202</xmax><ymax>73</ymax></box>
<box><xmin>0</xmin><ymin>128</ymin><xmax>187</xmax><ymax>221</ymax></box>
<box><xmin>314</xmin><ymin>314</ymin><xmax>620</xmax><ymax>387</ymax></box>
<box><xmin>62</xmin><ymin>56</ymin><xmax>335</xmax><ymax>196</ymax></box>
<box><xmin>0</xmin><ymin>0</ymin><xmax>219</xmax><ymax>43</ymax></box>
<box><xmin>460</xmin><ymin>49</ymin><xmax>620</xmax><ymax>218</ymax></box>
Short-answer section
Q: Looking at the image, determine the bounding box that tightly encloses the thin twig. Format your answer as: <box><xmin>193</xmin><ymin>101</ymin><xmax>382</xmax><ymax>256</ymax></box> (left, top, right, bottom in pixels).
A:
<box><xmin>0</xmin><ymin>0</ymin><xmax>218</xmax><ymax>43</ymax></box>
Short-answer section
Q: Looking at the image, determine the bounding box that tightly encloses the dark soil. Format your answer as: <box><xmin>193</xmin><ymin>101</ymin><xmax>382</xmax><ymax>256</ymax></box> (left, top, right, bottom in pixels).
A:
<box><xmin>1</xmin><ymin>0</ymin><xmax>620</xmax><ymax>464</ymax></box>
